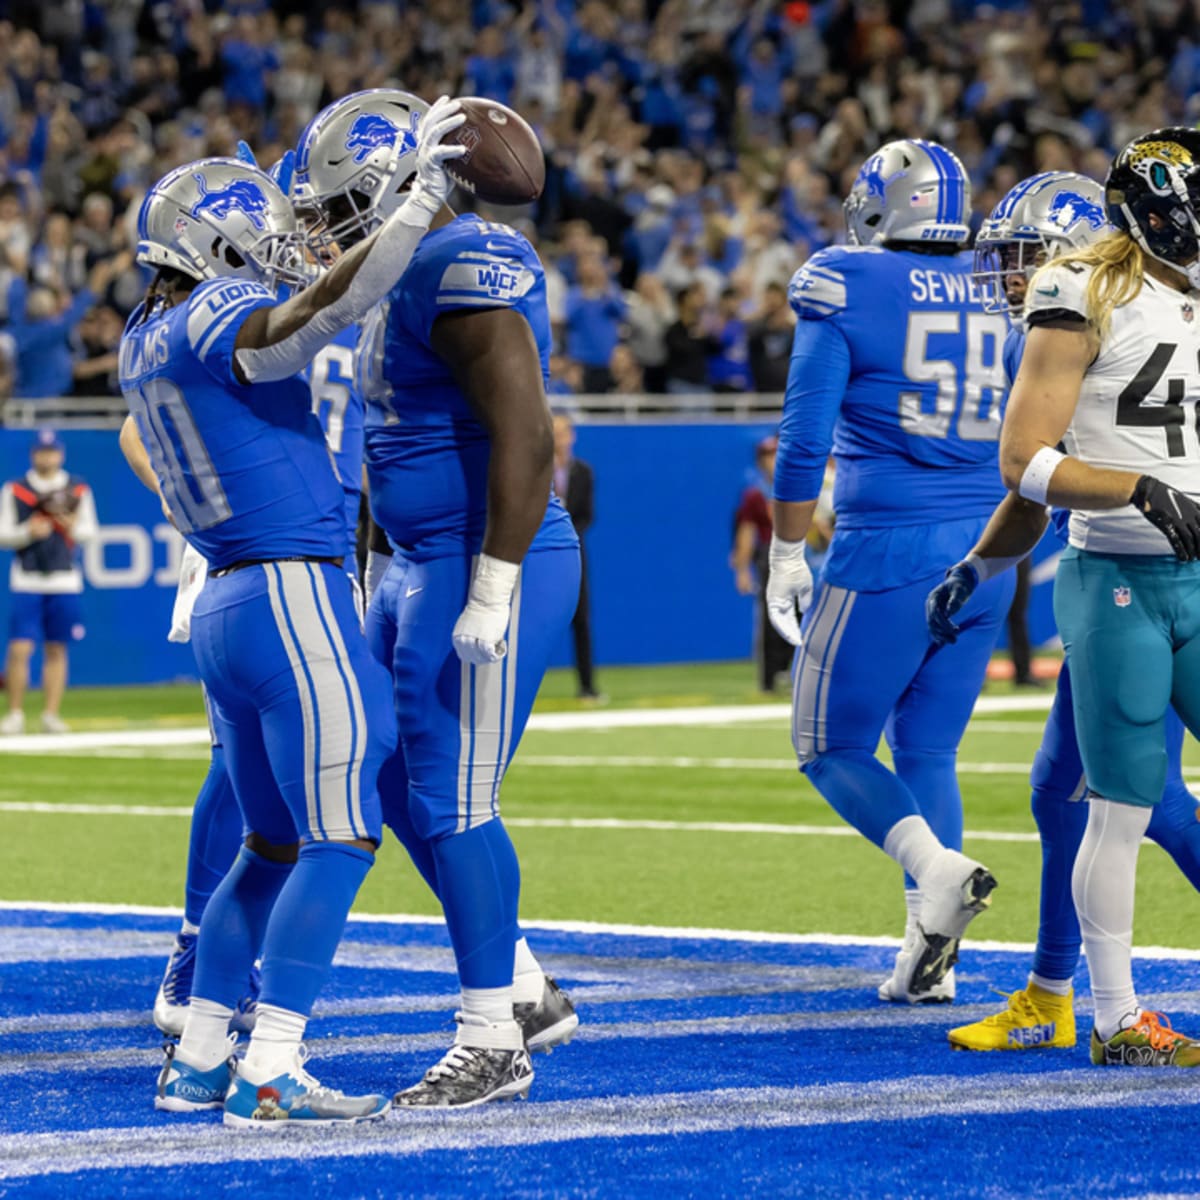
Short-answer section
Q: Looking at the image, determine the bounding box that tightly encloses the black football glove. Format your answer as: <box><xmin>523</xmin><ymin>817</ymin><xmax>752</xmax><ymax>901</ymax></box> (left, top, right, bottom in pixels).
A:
<box><xmin>1130</xmin><ymin>475</ymin><xmax>1200</xmax><ymax>561</ymax></box>
<box><xmin>926</xmin><ymin>559</ymin><xmax>980</xmax><ymax>647</ymax></box>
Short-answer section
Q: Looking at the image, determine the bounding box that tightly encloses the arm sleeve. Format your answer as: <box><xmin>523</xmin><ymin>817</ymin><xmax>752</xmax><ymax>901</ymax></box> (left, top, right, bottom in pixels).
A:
<box><xmin>0</xmin><ymin>482</ymin><xmax>31</xmax><ymax>548</ymax></box>
<box><xmin>69</xmin><ymin>485</ymin><xmax>98</xmax><ymax>545</ymax></box>
<box><xmin>235</xmin><ymin>204</ymin><xmax>435</xmax><ymax>384</ymax></box>
<box><xmin>773</xmin><ymin>318</ymin><xmax>851</xmax><ymax>503</ymax></box>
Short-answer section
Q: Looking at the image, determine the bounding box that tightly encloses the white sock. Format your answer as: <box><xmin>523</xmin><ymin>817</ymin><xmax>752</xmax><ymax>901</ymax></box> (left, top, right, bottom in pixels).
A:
<box><xmin>1072</xmin><ymin>796</ymin><xmax>1150</xmax><ymax>1040</ymax></box>
<box><xmin>240</xmin><ymin>1003</ymin><xmax>308</xmax><ymax>1083</ymax></box>
<box><xmin>177</xmin><ymin>997</ymin><xmax>234</xmax><ymax>1070</ymax></box>
<box><xmin>883</xmin><ymin>815</ymin><xmax>943</xmax><ymax>884</ymax></box>
<box><xmin>1029</xmin><ymin>972</ymin><xmax>1072</xmax><ymax>996</ymax></box>
<box><xmin>456</xmin><ymin>987</ymin><xmax>522</xmax><ymax>1050</ymax></box>
<box><xmin>512</xmin><ymin>937</ymin><xmax>544</xmax><ymax>1005</ymax></box>
<box><xmin>180</xmin><ymin>919</ymin><xmax>200</xmax><ymax>937</ymax></box>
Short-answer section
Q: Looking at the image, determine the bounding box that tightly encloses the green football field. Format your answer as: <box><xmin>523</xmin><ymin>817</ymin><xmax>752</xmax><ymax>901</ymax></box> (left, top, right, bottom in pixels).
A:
<box><xmin>3</xmin><ymin>660</ymin><xmax>1199</xmax><ymax>950</ymax></box>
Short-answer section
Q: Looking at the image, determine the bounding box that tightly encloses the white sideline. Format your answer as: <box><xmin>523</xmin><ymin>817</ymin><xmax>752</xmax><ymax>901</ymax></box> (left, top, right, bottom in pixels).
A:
<box><xmin>0</xmin><ymin>691</ymin><xmax>1057</xmax><ymax>753</ymax></box>
<box><xmin>2</xmin><ymin>900</ymin><xmax>1199</xmax><ymax>961</ymax></box>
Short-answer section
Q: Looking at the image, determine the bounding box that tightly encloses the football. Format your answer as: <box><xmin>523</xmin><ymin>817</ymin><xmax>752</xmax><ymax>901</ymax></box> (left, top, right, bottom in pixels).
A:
<box><xmin>444</xmin><ymin>97</ymin><xmax>545</xmax><ymax>206</ymax></box>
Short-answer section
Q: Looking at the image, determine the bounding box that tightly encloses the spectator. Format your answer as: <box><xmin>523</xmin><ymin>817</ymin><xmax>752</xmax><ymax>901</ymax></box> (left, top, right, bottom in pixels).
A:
<box><xmin>72</xmin><ymin>304</ymin><xmax>123</xmax><ymax>396</ymax></box>
<box><xmin>747</xmin><ymin>282</ymin><xmax>795</xmax><ymax>393</ymax></box>
<box><xmin>0</xmin><ymin>430</ymin><xmax>99</xmax><ymax>734</ymax></box>
<box><xmin>564</xmin><ymin>252</ymin><xmax>627</xmax><ymax>393</ymax></box>
<box><xmin>730</xmin><ymin>434</ymin><xmax>793</xmax><ymax>693</ymax></box>
<box><xmin>623</xmin><ymin>273</ymin><xmax>673</xmax><ymax>393</ymax></box>
<box><xmin>663</xmin><ymin>283</ymin><xmax>717</xmax><ymax>394</ymax></box>
<box><xmin>709</xmin><ymin>287</ymin><xmax>752</xmax><ymax>393</ymax></box>
<box><xmin>553</xmin><ymin>412</ymin><xmax>601</xmax><ymax>702</ymax></box>
<box><xmin>610</xmin><ymin>344</ymin><xmax>645</xmax><ymax>395</ymax></box>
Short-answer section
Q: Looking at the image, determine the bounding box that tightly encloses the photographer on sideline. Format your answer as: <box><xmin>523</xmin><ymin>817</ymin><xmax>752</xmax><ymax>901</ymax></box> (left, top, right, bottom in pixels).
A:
<box><xmin>0</xmin><ymin>430</ymin><xmax>98</xmax><ymax>733</ymax></box>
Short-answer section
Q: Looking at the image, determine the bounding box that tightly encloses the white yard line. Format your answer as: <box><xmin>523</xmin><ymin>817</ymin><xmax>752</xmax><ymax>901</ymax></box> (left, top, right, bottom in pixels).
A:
<box><xmin>0</xmin><ymin>692</ymin><xmax>1057</xmax><ymax>754</ymax></box>
<box><xmin>0</xmin><ymin>1068</ymin><xmax>1194</xmax><ymax>1179</ymax></box>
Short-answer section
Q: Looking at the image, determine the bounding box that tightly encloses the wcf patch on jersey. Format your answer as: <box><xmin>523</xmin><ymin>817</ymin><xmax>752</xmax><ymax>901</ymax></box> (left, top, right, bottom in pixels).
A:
<box><xmin>1113</xmin><ymin>586</ymin><xmax>1132</xmax><ymax>608</ymax></box>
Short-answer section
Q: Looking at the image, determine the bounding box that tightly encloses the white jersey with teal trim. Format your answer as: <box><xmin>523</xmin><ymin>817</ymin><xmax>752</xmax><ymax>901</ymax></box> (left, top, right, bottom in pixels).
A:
<box><xmin>1026</xmin><ymin>262</ymin><xmax>1200</xmax><ymax>555</ymax></box>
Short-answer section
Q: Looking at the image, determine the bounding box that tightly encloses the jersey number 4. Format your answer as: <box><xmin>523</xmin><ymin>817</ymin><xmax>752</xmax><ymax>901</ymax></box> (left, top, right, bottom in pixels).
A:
<box><xmin>898</xmin><ymin>312</ymin><xmax>1008</xmax><ymax>441</ymax></box>
<box><xmin>1115</xmin><ymin>342</ymin><xmax>1200</xmax><ymax>458</ymax></box>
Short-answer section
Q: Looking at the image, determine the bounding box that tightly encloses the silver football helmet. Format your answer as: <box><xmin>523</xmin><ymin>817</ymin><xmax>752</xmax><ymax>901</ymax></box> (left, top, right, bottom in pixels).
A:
<box><xmin>843</xmin><ymin>139</ymin><xmax>972</xmax><ymax>247</ymax></box>
<box><xmin>136</xmin><ymin>158</ymin><xmax>309</xmax><ymax>289</ymax></box>
<box><xmin>294</xmin><ymin>89</ymin><xmax>430</xmax><ymax>250</ymax></box>
<box><xmin>973</xmin><ymin>171</ymin><xmax>1110</xmax><ymax>316</ymax></box>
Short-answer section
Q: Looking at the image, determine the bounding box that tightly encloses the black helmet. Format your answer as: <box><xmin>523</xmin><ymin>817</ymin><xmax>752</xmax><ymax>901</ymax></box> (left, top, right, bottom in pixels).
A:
<box><xmin>1105</xmin><ymin>128</ymin><xmax>1200</xmax><ymax>271</ymax></box>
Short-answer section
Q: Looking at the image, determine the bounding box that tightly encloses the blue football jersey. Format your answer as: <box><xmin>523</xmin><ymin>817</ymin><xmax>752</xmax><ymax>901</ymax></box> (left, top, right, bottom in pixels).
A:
<box><xmin>777</xmin><ymin>245</ymin><xmax>1009</xmax><ymax>589</ymax></box>
<box><xmin>359</xmin><ymin>215</ymin><xmax>577</xmax><ymax>560</ymax></box>
<box><xmin>119</xmin><ymin>279</ymin><xmax>346</xmax><ymax>569</ymax></box>
<box><xmin>307</xmin><ymin>322</ymin><xmax>364</xmax><ymax>556</ymax></box>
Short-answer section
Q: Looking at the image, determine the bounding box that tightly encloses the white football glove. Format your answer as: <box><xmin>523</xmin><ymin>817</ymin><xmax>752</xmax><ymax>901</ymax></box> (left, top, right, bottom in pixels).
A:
<box><xmin>405</xmin><ymin>95</ymin><xmax>467</xmax><ymax>221</ymax></box>
<box><xmin>453</xmin><ymin>554</ymin><xmax>519</xmax><ymax>665</ymax></box>
<box><xmin>765</xmin><ymin>535</ymin><xmax>813</xmax><ymax>646</ymax></box>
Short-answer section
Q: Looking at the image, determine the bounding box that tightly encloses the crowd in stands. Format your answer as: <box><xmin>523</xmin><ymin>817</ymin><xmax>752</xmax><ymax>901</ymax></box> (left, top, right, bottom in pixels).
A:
<box><xmin>0</xmin><ymin>0</ymin><xmax>1193</xmax><ymax>404</ymax></box>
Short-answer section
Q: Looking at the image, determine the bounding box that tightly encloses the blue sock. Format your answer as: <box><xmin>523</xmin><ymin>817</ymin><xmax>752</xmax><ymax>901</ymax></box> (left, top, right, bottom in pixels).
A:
<box><xmin>1029</xmin><ymin>784</ymin><xmax>1088</xmax><ymax>983</ymax></box>
<box><xmin>258</xmin><ymin>841</ymin><xmax>373</xmax><ymax>1017</ymax></box>
<box><xmin>804</xmin><ymin>749</ymin><xmax>921</xmax><ymax>850</ymax></box>
<box><xmin>1147</xmin><ymin>781</ymin><xmax>1200</xmax><ymax>889</ymax></box>
<box><xmin>891</xmin><ymin>748</ymin><xmax>963</xmax><ymax>888</ymax></box>
<box><xmin>192</xmin><ymin>846</ymin><xmax>293</xmax><ymax>1006</ymax></box>
<box><xmin>432</xmin><ymin>820</ymin><xmax>520</xmax><ymax>990</ymax></box>
<box><xmin>184</xmin><ymin>746</ymin><xmax>244</xmax><ymax>927</ymax></box>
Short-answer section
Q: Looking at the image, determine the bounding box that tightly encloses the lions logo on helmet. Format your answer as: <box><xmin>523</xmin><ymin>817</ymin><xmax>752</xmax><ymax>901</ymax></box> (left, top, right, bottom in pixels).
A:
<box><xmin>344</xmin><ymin>110</ymin><xmax>420</xmax><ymax>164</ymax></box>
<box><xmin>843</xmin><ymin>139</ymin><xmax>971</xmax><ymax>247</ymax></box>
<box><xmin>973</xmin><ymin>171</ymin><xmax>1109</xmax><ymax>318</ymax></box>
<box><xmin>190</xmin><ymin>174</ymin><xmax>271</xmax><ymax>231</ymax></box>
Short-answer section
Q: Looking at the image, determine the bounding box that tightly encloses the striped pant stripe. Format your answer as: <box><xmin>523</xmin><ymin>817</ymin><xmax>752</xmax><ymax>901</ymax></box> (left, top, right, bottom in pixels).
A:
<box><xmin>792</xmin><ymin>584</ymin><xmax>858</xmax><ymax>764</ymax></box>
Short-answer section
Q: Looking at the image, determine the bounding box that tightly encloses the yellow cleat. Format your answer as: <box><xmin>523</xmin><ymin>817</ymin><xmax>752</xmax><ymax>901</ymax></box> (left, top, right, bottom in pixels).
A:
<box><xmin>947</xmin><ymin>983</ymin><xmax>1076</xmax><ymax>1051</ymax></box>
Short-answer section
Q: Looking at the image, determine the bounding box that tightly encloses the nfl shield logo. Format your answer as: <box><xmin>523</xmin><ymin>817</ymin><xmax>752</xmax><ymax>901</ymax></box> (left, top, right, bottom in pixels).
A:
<box><xmin>1183</xmin><ymin>303</ymin><xmax>1195</xmax><ymax>323</ymax></box>
<box><xmin>1114</xmin><ymin>586</ymin><xmax>1132</xmax><ymax>607</ymax></box>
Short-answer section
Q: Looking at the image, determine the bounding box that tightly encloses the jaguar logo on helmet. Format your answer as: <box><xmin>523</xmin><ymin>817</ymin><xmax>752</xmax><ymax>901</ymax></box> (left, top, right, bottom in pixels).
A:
<box><xmin>190</xmin><ymin>175</ymin><xmax>270</xmax><ymax>231</ymax></box>
<box><xmin>1126</xmin><ymin>141</ymin><xmax>1196</xmax><ymax>195</ymax></box>
<box><xmin>1048</xmin><ymin>190</ymin><xmax>1107</xmax><ymax>232</ymax></box>
<box><xmin>345</xmin><ymin>110</ymin><xmax>420</xmax><ymax>164</ymax></box>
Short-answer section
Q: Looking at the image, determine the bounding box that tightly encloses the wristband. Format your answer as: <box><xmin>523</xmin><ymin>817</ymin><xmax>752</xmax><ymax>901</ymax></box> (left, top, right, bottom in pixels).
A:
<box><xmin>963</xmin><ymin>551</ymin><xmax>1026</xmax><ymax>583</ymax></box>
<box><xmin>470</xmin><ymin>553</ymin><xmax>520</xmax><ymax>608</ymax></box>
<box><xmin>1017</xmin><ymin>446</ymin><xmax>1066</xmax><ymax>505</ymax></box>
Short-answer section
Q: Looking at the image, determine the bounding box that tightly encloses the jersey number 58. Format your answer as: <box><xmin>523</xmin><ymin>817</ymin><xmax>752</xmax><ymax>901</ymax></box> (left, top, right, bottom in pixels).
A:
<box><xmin>898</xmin><ymin>312</ymin><xmax>1008</xmax><ymax>441</ymax></box>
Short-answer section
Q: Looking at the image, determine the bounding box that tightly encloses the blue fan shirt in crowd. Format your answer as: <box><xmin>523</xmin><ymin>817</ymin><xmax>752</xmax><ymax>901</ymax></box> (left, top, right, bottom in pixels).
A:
<box><xmin>307</xmin><ymin>322</ymin><xmax>364</xmax><ymax>557</ymax></box>
<box><xmin>8</xmin><ymin>277</ymin><xmax>96</xmax><ymax>398</ymax></box>
<box><xmin>118</xmin><ymin>278</ymin><xmax>345</xmax><ymax>569</ymax></box>
<box><xmin>563</xmin><ymin>285</ymin><xmax>626</xmax><ymax>369</ymax></box>
<box><xmin>361</xmin><ymin>215</ymin><xmax>576</xmax><ymax>560</ymax></box>
<box><xmin>776</xmin><ymin>244</ymin><xmax>1009</xmax><ymax>590</ymax></box>
<box><xmin>709</xmin><ymin>315</ymin><xmax>750</xmax><ymax>389</ymax></box>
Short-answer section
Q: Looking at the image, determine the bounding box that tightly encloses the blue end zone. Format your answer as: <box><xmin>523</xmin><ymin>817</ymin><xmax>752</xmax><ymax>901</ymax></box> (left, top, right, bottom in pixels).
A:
<box><xmin>2</xmin><ymin>907</ymin><xmax>1199</xmax><ymax>1198</ymax></box>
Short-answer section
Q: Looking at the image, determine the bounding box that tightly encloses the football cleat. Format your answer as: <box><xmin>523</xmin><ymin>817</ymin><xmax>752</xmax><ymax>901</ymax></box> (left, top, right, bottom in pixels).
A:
<box><xmin>515</xmin><ymin>976</ymin><xmax>579</xmax><ymax>1052</ymax></box>
<box><xmin>1090</xmin><ymin>1011</ymin><xmax>1200</xmax><ymax>1067</ymax></box>
<box><xmin>909</xmin><ymin>851</ymin><xmax>997</xmax><ymax>995</ymax></box>
<box><xmin>948</xmin><ymin>983</ymin><xmax>1075</xmax><ymax>1051</ymax></box>
<box><xmin>393</xmin><ymin>1042</ymin><xmax>534</xmax><ymax>1109</ymax></box>
<box><xmin>153</xmin><ymin>932</ymin><xmax>197</xmax><ymax>1037</ymax></box>
<box><xmin>878</xmin><ymin>944</ymin><xmax>955</xmax><ymax>1004</ymax></box>
<box><xmin>224</xmin><ymin>1047</ymin><xmax>389</xmax><ymax>1128</ymax></box>
<box><xmin>155</xmin><ymin>1038</ymin><xmax>236</xmax><ymax>1112</ymax></box>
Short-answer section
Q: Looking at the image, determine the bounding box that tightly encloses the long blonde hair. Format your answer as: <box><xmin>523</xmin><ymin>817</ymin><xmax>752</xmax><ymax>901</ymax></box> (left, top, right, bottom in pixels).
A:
<box><xmin>1028</xmin><ymin>231</ymin><xmax>1145</xmax><ymax>338</ymax></box>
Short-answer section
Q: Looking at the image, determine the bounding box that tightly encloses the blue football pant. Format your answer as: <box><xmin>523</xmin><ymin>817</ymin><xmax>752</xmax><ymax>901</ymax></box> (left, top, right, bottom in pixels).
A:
<box><xmin>189</xmin><ymin>560</ymin><xmax>396</xmax><ymax>1015</ymax></box>
<box><xmin>367</xmin><ymin>546</ymin><xmax>580</xmax><ymax>988</ymax></box>
<box><xmin>1027</xmin><ymin>658</ymin><xmax>1200</xmax><ymax>983</ymax></box>
<box><xmin>793</xmin><ymin>570</ymin><xmax>1015</xmax><ymax>869</ymax></box>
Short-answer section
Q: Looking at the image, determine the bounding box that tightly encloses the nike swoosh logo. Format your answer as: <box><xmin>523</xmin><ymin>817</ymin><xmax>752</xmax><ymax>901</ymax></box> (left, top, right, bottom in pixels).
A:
<box><xmin>1036</xmin><ymin>284</ymin><xmax>1060</xmax><ymax>297</ymax></box>
<box><xmin>484</xmin><ymin>241</ymin><xmax>507</xmax><ymax>252</ymax></box>
<box><xmin>405</xmin><ymin>586</ymin><xmax>424</xmax><ymax>598</ymax></box>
